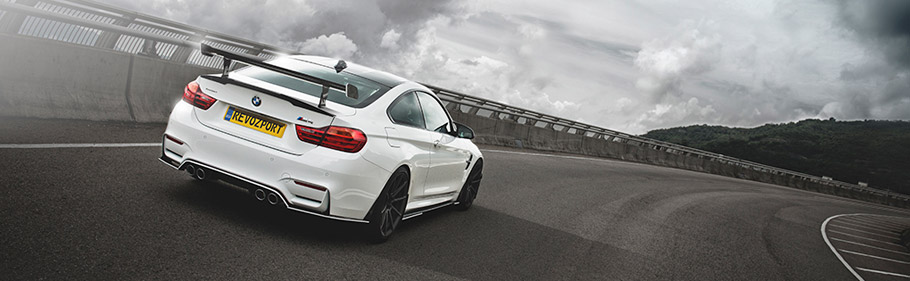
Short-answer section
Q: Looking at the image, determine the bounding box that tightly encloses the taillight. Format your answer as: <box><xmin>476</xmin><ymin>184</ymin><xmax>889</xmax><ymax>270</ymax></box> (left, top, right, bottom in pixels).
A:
<box><xmin>295</xmin><ymin>125</ymin><xmax>367</xmax><ymax>153</ymax></box>
<box><xmin>324</xmin><ymin>126</ymin><xmax>367</xmax><ymax>152</ymax></box>
<box><xmin>296</xmin><ymin>125</ymin><xmax>327</xmax><ymax>145</ymax></box>
<box><xmin>182</xmin><ymin>81</ymin><xmax>217</xmax><ymax>110</ymax></box>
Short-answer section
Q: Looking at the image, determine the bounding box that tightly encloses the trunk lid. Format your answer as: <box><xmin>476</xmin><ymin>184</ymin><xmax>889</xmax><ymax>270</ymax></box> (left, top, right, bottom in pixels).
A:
<box><xmin>193</xmin><ymin>75</ymin><xmax>354</xmax><ymax>155</ymax></box>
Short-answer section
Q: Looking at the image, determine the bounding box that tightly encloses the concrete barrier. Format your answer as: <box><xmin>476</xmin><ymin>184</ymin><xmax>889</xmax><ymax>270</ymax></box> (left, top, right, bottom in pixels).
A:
<box><xmin>128</xmin><ymin>55</ymin><xmax>212</xmax><ymax>122</ymax></box>
<box><xmin>453</xmin><ymin>115</ymin><xmax>910</xmax><ymax>207</ymax></box>
<box><xmin>0</xmin><ymin>34</ymin><xmax>133</xmax><ymax>121</ymax></box>
<box><xmin>0</xmin><ymin>34</ymin><xmax>210</xmax><ymax>122</ymax></box>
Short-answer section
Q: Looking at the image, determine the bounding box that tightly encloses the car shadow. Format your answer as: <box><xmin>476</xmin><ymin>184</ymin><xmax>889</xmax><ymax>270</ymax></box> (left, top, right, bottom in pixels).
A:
<box><xmin>167</xmin><ymin>178</ymin><xmax>367</xmax><ymax>242</ymax></box>
<box><xmin>165</xmin><ymin>177</ymin><xmax>667</xmax><ymax>280</ymax></box>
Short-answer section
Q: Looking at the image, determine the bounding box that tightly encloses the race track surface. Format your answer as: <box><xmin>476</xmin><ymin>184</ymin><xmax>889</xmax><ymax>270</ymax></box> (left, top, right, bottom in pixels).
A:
<box><xmin>1</xmin><ymin>118</ymin><xmax>908</xmax><ymax>280</ymax></box>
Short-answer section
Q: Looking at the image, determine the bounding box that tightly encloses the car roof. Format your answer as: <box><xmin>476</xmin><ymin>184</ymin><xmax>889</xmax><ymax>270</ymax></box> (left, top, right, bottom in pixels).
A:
<box><xmin>289</xmin><ymin>55</ymin><xmax>409</xmax><ymax>88</ymax></box>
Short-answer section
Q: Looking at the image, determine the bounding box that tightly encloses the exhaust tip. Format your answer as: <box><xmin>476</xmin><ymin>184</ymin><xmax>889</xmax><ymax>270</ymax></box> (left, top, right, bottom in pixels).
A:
<box><xmin>254</xmin><ymin>189</ymin><xmax>266</xmax><ymax>201</ymax></box>
<box><xmin>186</xmin><ymin>164</ymin><xmax>195</xmax><ymax>175</ymax></box>
<box><xmin>194</xmin><ymin>167</ymin><xmax>206</xmax><ymax>180</ymax></box>
<box><xmin>267</xmin><ymin>192</ymin><xmax>280</xmax><ymax>205</ymax></box>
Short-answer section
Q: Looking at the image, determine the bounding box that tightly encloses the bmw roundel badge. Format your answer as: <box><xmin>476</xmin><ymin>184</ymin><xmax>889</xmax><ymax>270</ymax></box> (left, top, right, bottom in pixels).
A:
<box><xmin>251</xmin><ymin>96</ymin><xmax>261</xmax><ymax>107</ymax></box>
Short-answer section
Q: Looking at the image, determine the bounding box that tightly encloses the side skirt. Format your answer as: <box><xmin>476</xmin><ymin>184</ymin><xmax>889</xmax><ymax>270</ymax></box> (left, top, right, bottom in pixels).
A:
<box><xmin>402</xmin><ymin>201</ymin><xmax>454</xmax><ymax>220</ymax></box>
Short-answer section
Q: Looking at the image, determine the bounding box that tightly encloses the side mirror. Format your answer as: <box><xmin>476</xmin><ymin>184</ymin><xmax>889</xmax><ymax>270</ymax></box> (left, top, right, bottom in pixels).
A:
<box><xmin>345</xmin><ymin>83</ymin><xmax>359</xmax><ymax>100</ymax></box>
<box><xmin>452</xmin><ymin>122</ymin><xmax>474</xmax><ymax>139</ymax></box>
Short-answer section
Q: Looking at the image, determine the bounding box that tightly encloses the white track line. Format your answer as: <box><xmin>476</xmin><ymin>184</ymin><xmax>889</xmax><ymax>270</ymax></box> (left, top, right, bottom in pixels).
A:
<box><xmin>858</xmin><ymin>215</ymin><xmax>910</xmax><ymax>224</ymax></box>
<box><xmin>854</xmin><ymin>214</ymin><xmax>910</xmax><ymax>224</ymax></box>
<box><xmin>857</xmin><ymin>217</ymin><xmax>910</xmax><ymax>229</ymax></box>
<box><xmin>0</xmin><ymin>143</ymin><xmax>160</xmax><ymax>148</ymax></box>
<box><xmin>824</xmin><ymin>213</ymin><xmax>910</xmax><ymax>281</ymax></box>
<box><xmin>832</xmin><ymin>220</ymin><xmax>902</xmax><ymax>235</ymax></box>
<box><xmin>822</xmin><ymin>214</ymin><xmax>865</xmax><ymax>281</ymax></box>
<box><xmin>849</xmin><ymin>216</ymin><xmax>910</xmax><ymax>227</ymax></box>
<box><xmin>839</xmin><ymin>218</ymin><xmax>906</xmax><ymax>232</ymax></box>
<box><xmin>855</xmin><ymin>267</ymin><xmax>910</xmax><ymax>279</ymax></box>
<box><xmin>829</xmin><ymin>230</ymin><xmax>902</xmax><ymax>245</ymax></box>
<box><xmin>839</xmin><ymin>249</ymin><xmax>910</xmax><ymax>264</ymax></box>
<box><xmin>828</xmin><ymin>224</ymin><xmax>903</xmax><ymax>240</ymax></box>
<box><xmin>830</xmin><ymin>237</ymin><xmax>910</xmax><ymax>256</ymax></box>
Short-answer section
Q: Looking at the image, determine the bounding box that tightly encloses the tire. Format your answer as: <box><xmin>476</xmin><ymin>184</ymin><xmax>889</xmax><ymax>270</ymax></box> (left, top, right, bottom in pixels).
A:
<box><xmin>454</xmin><ymin>160</ymin><xmax>483</xmax><ymax>211</ymax></box>
<box><xmin>365</xmin><ymin>167</ymin><xmax>410</xmax><ymax>243</ymax></box>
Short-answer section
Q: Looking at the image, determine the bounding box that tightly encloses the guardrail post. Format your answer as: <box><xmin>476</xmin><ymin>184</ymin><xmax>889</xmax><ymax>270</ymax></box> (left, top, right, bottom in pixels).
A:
<box><xmin>507</xmin><ymin>112</ymin><xmax>520</xmax><ymax>122</ymax></box>
<box><xmin>445</xmin><ymin>102</ymin><xmax>460</xmax><ymax>113</ymax></box>
<box><xmin>525</xmin><ymin>114</ymin><xmax>539</xmax><ymax>125</ymax></box>
<box><xmin>169</xmin><ymin>32</ymin><xmax>204</xmax><ymax>63</ymax></box>
<box><xmin>544</xmin><ymin>123</ymin><xmax>555</xmax><ymax>130</ymax></box>
<box><xmin>92</xmin><ymin>14</ymin><xmax>134</xmax><ymax>49</ymax></box>
<box><xmin>0</xmin><ymin>0</ymin><xmax>38</xmax><ymax>34</ymax></box>
<box><xmin>137</xmin><ymin>39</ymin><xmax>159</xmax><ymax>58</ymax></box>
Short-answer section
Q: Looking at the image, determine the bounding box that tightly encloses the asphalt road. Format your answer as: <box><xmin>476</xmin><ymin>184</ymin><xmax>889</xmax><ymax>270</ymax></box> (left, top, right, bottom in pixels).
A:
<box><xmin>1</xmin><ymin>118</ymin><xmax>908</xmax><ymax>280</ymax></box>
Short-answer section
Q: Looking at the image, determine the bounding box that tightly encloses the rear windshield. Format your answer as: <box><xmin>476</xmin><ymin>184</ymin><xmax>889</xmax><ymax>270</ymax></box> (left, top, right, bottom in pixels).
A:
<box><xmin>234</xmin><ymin>58</ymin><xmax>390</xmax><ymax>108</ymax></box>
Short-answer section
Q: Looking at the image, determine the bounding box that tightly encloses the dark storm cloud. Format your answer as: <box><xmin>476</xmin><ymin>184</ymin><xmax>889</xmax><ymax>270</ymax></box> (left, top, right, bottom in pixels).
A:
<box><xmin>92</xmin><ymin>0</ymin><xmax>910</xmax><ymax>133</ymax></box>
<box><xmin>376</xmin><ymin>0</ymin><xmax>463</xmax><ymax>26</ymax></box>
<box><xmin>283</xmin><ymin>0</ymin><xmax>468</xmax><ymax>54</ymax></box>
<box><xmin>97</xmin><ymin>0</ymin><xmax>470</xmax><ymax>62</ymax></box>
<box><xmin>837</xmin><ymin>0</ymin><xmax>910</xmax><ymax>68</ymax></box>
<box><xmin>510</xmin><ymin>14</ymin><xmax>639</xmax><ymax>59</ymax></box>
<box><xmin>834</xmin><ymin>0</ymin><xmax>910</xmax><ymax>120</ymax></box>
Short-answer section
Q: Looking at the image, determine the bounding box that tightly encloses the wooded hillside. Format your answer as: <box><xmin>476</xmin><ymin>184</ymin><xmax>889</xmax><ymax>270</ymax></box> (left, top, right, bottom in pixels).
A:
<box><xmin>642</xmin><ymin>119</ymin><xmax>910</xmax><ymax>195</ymax></box>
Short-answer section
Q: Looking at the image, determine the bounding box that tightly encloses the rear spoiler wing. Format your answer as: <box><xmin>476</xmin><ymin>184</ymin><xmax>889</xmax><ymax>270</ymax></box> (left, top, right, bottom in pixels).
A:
<box><xmin>200</xmin><ymin>43</ymin><xmax>353</xmax><ymax>109</ymax></box>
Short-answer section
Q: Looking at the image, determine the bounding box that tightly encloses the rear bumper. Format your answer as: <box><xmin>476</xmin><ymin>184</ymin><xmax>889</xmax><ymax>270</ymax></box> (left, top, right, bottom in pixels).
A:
<box><xmin>159</xmin><ymin>101</ymin><xmax>389</xmax><ymax>221</ymax></box>
<box><xmin>159</xmin><ymin>154</ymin><xmax>368</xmax><ymax>223</ymax></box>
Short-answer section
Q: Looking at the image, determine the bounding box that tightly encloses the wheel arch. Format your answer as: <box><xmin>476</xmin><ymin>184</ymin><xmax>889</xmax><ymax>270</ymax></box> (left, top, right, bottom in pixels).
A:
<box><xmin>365</xmin><ymin>164</ymin><xmax>411</xmax><ymax>220</ymax></box>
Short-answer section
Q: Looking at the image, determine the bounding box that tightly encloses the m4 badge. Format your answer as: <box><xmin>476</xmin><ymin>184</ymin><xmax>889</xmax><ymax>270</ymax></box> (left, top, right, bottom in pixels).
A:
<box><xmin>297</xmin><ymin>116</ymin><xmax>314</xmax><ymax>124</ymax></box>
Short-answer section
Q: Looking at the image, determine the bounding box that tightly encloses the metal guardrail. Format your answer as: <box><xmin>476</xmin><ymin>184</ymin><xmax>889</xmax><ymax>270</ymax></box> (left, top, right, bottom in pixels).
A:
<box><xmin>0</xmin><ymin>0</ymin><xmax>290</xmax><ymax>68</ymax></box>
<box><xmin>429</xmin><ymin>86</ymin><xmax>910</xmax><ymax>201</ymax></box>
<box><xmin>2</xmin><ymin>0</ymin><xmax>908</xmax><ymax>202</ymax></box>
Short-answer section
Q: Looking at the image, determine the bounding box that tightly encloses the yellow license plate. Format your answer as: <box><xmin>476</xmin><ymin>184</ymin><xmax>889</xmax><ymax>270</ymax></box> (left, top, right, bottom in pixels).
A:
<box><xmin>224</xmin><ymin>106</ymin><xmax>287</xmax><ymax>138</ymax></box>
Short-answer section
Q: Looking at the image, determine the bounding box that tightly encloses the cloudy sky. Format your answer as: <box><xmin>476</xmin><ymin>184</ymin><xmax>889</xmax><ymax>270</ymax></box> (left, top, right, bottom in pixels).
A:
<box><xmin>99</xmin><ymin>0</ymin><xmax>910</xmax><ymax>134</ymax></box>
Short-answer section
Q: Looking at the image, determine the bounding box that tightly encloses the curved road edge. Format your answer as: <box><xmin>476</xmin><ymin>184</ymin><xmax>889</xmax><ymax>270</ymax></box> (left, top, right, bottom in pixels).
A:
<box><xmin>822</xmin><ymin>214</ymin><xmax>865</xmax><ymax>280</ymax></box>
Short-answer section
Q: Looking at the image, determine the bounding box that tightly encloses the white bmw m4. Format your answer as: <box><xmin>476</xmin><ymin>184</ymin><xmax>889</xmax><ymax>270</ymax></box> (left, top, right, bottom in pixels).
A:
<box><xmin>159</xmin><ymin>44</ymin><xmax>483</xmax><ymax>242</ymax></box>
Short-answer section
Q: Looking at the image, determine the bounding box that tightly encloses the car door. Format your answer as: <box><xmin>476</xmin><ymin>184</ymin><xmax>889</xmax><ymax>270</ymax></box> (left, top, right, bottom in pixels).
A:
<box><xmin>386</xmin><ymin>92</ymin><xmax>435</xmax><ymax>198</ymax></box>
<box><xmin>415</xmin><ymin>91</ymin><xmax>472</xmax><ymax>196</ymax></box>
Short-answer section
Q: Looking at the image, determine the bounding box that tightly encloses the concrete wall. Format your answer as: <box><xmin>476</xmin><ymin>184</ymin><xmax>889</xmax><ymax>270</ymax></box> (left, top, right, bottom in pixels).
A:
<box><xmin>0</xmin><ymin>34</ymin><xmax>210</xmax><ymax>122</ymax></box>
<box><xmin>448</xmin><ymin>107</ymin><xmax>910</xmax><ymax>208</ymax></box>
<box><xmin>1</xmin><ymin>34</ymin><xmax>132</xmax><ymax>120</ymax></box>
<box><xmin>129</xmin><ymin>55</ymin><xmax>213</xmax><ymax>122</ymax></box>
<box><xmin>2</xmin><ymin>33</ymin><xmax>908</xmax><ymax>208</ymax></box>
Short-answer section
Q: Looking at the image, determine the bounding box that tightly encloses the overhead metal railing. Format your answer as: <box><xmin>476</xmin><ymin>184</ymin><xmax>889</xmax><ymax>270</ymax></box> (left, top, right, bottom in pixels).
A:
<box><xmin>1</xmin><ymin>0</ymin><xmax>907</xmax><ymax>202</ymax></box>
<box><xmin>0</xmin><ymin>0</ymin><xmax>291</xmax><ymax>68</ymax></box>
